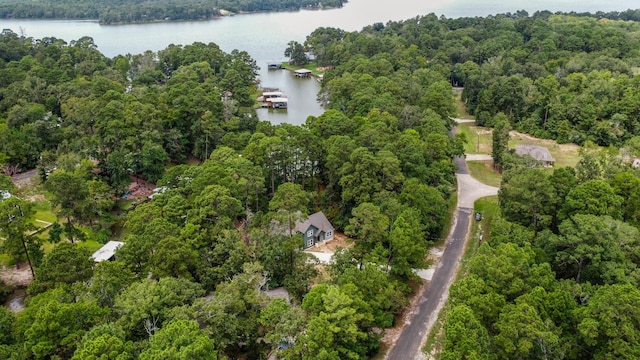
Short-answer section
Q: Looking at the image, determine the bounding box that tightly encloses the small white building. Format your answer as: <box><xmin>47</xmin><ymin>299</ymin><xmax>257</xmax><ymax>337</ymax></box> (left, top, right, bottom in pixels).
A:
<box><xmin>91</xmin><ymin>241</ymin><xmax>124</xmax><ymax>262</ymax></box>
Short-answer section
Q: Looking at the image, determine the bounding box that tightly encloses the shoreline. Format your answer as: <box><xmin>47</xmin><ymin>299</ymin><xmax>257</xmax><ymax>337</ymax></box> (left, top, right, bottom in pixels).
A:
<box><xmin>0</xmin><ymin>4</ymin><xmax>344</xmax><ymax>26</ymax></box>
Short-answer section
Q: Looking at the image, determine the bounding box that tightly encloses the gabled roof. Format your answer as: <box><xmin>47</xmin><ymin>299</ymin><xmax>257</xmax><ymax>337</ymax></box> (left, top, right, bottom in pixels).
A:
<box><xmin>295</xmin><ymin>211</ymin><xmax>334</xmax><ymax>234</ymax></box>
<box><xmin>514</xmin><ymin>145</ymin><xmax>555</xmax><ymax>162</ymax></box>
<box><xmin>91</xmin><ymin>241</ymin><xmax>124</xmax><ymax>262</ymax></box>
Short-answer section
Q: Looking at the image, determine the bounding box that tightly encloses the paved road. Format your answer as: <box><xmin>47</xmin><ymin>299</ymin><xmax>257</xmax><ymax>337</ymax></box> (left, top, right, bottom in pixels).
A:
<box><xmin>11</xmin><ymin>169</ymin><xmax>38</xmax><ymax>188</ymax></box>
<box><xmin>385</xmin><ymin>154</ymin><xmax>498</xmax><ymax>360</ymax></box>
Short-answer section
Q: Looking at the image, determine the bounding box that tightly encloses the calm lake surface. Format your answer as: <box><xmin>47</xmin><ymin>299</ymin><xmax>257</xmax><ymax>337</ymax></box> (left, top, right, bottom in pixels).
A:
<box><xmin>2</xmin><ymin>0</ymin><xmax>640</xmax><ymax>124</ymax></box>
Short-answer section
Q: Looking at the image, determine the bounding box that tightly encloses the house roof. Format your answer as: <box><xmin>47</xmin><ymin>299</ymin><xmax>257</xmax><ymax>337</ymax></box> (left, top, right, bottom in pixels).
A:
<box><xmin>514</xmin><ymin>145</ymin><xmax>555</xmax><ymax>162</ymax></box>
<box><xmin>91</xmin><ymin>241</ymin><xmax>124</xmax><ymax>262</ymax></box>
<box><xmin>295</xmin><ymin>211</ymin><xmax>334</xmax><ymax>234</ymax></box>
<box><xmin>294</xmin><ymin>69</ymin><xmax>312</xmax><ymax>74</ymax></box>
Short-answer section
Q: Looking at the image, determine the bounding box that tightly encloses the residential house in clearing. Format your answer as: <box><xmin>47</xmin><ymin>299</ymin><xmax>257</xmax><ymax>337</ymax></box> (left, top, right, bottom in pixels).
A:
<box><xmin>514</xmin><ymin>145</ymin><xmax>555</xmax><ymax>167</ymax></box>
<box><xmin>294</xmin><ymin>211</ymin><xmax>335</xmax><ymax>249</ymax></box>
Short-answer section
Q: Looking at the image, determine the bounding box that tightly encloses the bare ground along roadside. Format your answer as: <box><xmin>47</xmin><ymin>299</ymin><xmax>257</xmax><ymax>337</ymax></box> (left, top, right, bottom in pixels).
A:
<box><xmin>383</xmin><ymin>154</ymin><xmax>498</xmax><ymax>359</ymax></box>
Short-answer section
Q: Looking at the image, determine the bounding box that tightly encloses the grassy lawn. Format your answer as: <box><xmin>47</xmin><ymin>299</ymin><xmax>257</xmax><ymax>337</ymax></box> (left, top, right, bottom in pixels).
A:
<box><xmin>31</xmin><ymin>200</ymin><xmax>57</xmax><ymax>224</ymax></box>
<box><xmin>116</xmin><ymin>198</ymin><xmax>136</xmax><ymax>212</ymax></box>
<box><xmin>509</xmin><ymin>132</ymin><xmax>583</xmax><ymax>168</ymax></box>
<box><xmin>436</xmin><ymin>191</ymin><xmax>459</xmax><ymax>246</ymax></box>
<box><xmin>466</xmin><ymin>161</ymin><xmax>502</xmax><ymax>187</ymax></box>
<box><xmin>470</xmin><ymin>196</ymin><xmax>500</xmax><ymax>250</ymax></box>
<box><xmin>454</xmin><ymin>92</ymin><xmax>473</xmax><ymax>119</ymax></box>
<box><xmin>280</xmin><ymin>61</ymin><xmax>325</xmax><ymax>76</ymax></box>
<box><xmin>458</xmin><ymin>121</ymin><xmax>588</xmax><ymax>168</ymax></box>
<box><xmin>77</xmin><ymin>239</ymin><xmax>104</xmax><ymax>254</ymax></box>
<box><xmin>456</xmin><ymin>122</ymin><xmax>493</xmax><ymax>155</ymax></box>
<box><xmin>0</xmin><ymin>253</ymin><xmax>13</xmax><ymax>267</ymax></box>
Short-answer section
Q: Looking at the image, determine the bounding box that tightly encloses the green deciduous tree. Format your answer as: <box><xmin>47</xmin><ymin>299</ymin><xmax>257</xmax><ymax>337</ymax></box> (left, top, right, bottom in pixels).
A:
<box><xmin>493</xmin><ymin>302</ymin><xmax>561</xmax><ymax>360</ymax></box>
<box><xmin>492</xmin><ymin>113</ymin><xmax>511</xmax><ymax>171</ymax></box>
<box><xmin>284</xmin><ymin>41</ymin><xmax>308</xmax><ymax>66</ymax></box>
<box><xmin>608</xmin><ymin>172</ymin><xmax>640</xmax><ymax>225</ymax></box>
<box><xmin>260</xmin><ymin>298</ymin><xmax>307</xmax><ymax>350</ymax></box>
<box><xmin>16</xmin><ymin>288</ymin><xmax>107</xmax><ymax>359</ymax></box>
<box><xmin>45</xmin><ymin>170</ymin><xmax>89</xmax><ymax>242</ymax></box>
<box><xmin>561</xmin><ymin>179</ymin><xmax>623</xmax><ymax>220</ymax></box>
<box><xmin>387</xmin><ymin>208</ymin><xmax>427</xmax><ymax>280</ymax></box>
<box><xmin>498</xmin><ymin>168</ymin><xmax>554</xmax><ymax>232</ymax></box>
<box><xmin>345</xmin><ymin>202</ymin><xmax>389</xmax><ymax>266</ymax></box>
<box><xmin>87</xmin><ymin>261</ymin><xmax>136</xmax><ymax>308</ymax></box>
<box><xmin>269</xmin><ymin>182</ymin><xmax>310</xmax><ymax>237</ymax></box>
<box><xmin>72</xmin><ymin>324</ymin><xmax>135</xmax><ymax>360</ymax></box>
<box><xmin>114</xmin><ymin>277</ymin><xmax>205</xmax><ymax>340</ymax></box>
<box><xmin>28</xmin><ymin>242</ymin><xmax>94</xmax><ymax>295</ymax></box>
<box><xmin>339</xmin><ymin>147</ymin><xmax>381</xmax><ymax>204</ymax></box>
<box><xmin>139</xmin><ymin>319</ymin><xmax>218</xmax><ymax>360</ymax></box>
<box><xmin>0</xmin><ymin>196</ymin><xmax>39</xmax><ymax>278</ymax></box>
<box><xmin>441</xmin><ymin>304</ymin><xmax>493</xmax><ymax>360</ymax></box>
<box><xmin>399</xmin><ymin>178</ymin><xmax>447</xmax><ymax>237</ymax></box>
<box><xmin>293</xmin><ymin>285</ymin><xmax>377</xmax><ymax>360</ymax></box>
<box><xmin>577</xmin><ymin>284</ymin><xmax>640</xmax><ymax>359</ymax></box>
<box><xmin>549</xmin><ymin>214</ymin><xmax>640</xmax><ymax>285</ymax></box>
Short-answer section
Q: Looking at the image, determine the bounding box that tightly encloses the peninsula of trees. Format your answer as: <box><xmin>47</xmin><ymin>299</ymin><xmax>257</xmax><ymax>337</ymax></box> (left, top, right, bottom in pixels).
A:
<box><xmin>0</xmin><ymin>0</ymin><xmax>345</xmax><ymax>24</ymax></box>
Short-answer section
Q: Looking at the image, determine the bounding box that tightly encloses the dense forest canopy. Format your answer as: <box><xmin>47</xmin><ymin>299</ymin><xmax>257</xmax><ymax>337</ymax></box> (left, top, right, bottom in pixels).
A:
<box><xmin>307</xmin><ymin>10</ymin><xmax>640</xmax><ymax>149</ymax></box>
<box><xmin>1</xmin><ymin>7</ymin><xmax>640</xmax><ymax>359</ymax></box>
<box><xmin>0</xmin><ymin>7</ymin><xmax>459</xmax><ymax>356</ymax></box>
<box><xmin>439</xmin><ymin>146</ymin><xmax>640</xmax><ymax>359</ymax></box>
<box><xmin>0</xmin><ymin>0</ymin><xmax>344</xmax><ymax>24</ymax></box>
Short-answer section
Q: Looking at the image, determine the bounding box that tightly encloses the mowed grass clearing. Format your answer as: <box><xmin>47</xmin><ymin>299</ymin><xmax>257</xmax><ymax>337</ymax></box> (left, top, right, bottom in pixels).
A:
<box><xmin>456</xmin><ymin>122</ymin><xmax>586</xmax><ymax>168</ymax></box>
<box><xmin>466</xmin><ymin>161</ymin><xmax>502</xmax><ymax>187</ymax></box>
<box><xmin>454</xmin><ymin>92</ymin><xmax>474</xmax><ymax>119</ymax></box>
<box><xmin>509</xmin><ymin>131</ymin><xmax>582</xmax><ymax>168</ymax></box>
<box><xmin>456</xmin><ymin>122</ymin><xmax>493</xmax><ymax>155</ymax></box>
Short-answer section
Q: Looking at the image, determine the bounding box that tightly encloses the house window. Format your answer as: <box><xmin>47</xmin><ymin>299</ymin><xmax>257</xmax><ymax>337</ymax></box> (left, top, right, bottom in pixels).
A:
<box><xmin>307</xmin><ymin>229</ymin><xmax>314</xmax><ymax>237</ymax></box>
<box><xmin>306</xmin><ymin>238</ymin><xmax>314</xmax><ymax>248</ymax></box>
<box><xmin>327</xmin><ymin>230</ymin><xmax>333</xmax><ymax>238</ymax></box>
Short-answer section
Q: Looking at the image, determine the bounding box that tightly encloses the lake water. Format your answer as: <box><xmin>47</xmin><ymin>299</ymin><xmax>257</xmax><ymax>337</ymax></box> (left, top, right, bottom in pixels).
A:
<box><xmin>2</xmin><ymin>0</ymin><xmax>639</xmax><ymax>124</ymax></box>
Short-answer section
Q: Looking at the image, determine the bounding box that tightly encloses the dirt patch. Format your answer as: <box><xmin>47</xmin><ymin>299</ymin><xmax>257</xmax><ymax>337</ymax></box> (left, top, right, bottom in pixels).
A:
<box><xmin>26</xmin><ymin>194</ymin><xmax>46</xmax><ymax>202</ymax></box>
<box><xmin>311</xmin><ymin>232</ymin><xmax>351</xmax><ymax>253</ymax></box>
<box><xmin>124</xmin><ymin>176</ymin><xmax>156</xmax><ymax>200</ymax></box>
<box><xmin>0</xmin><ymin>264</ymin><xmax>33</xmax><ymax>287</ymax></box>
<box><xmin>510</xmin><ymin>130</ymin><xmax>579</xmax><ymax>152</ymax></box>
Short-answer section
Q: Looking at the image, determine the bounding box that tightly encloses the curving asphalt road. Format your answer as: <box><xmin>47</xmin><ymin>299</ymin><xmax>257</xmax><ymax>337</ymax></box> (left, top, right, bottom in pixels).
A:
<box><xmin>385</xmin><ymin>154</ymin><xmax>498</xmax><ymax>360</ymax></box>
